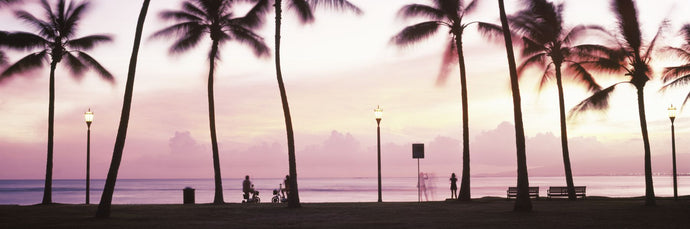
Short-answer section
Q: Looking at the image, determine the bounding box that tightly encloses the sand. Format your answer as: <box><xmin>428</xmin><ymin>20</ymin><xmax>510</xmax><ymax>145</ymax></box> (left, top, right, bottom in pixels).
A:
<box><xmin>1</xmin><ymin>197</ymin><xmax>689</xmax><ymax>229</ymax></box>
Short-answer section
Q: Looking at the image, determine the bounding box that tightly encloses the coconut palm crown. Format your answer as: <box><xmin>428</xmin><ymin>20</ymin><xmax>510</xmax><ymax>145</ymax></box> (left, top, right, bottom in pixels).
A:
<box><xmin>661</xmin><ymin>24</ymin><xmax>690</xmax><ymax>107</ymax></box>
<box><xmin>0</xmin><ymin>0</ymin><xmax>113</xmax><ymax>205</ymax></box>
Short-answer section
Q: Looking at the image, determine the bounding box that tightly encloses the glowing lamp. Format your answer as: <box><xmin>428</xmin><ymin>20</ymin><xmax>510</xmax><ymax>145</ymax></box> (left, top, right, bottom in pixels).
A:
<box><xmin>84</xmin><ymin>109</ymin><xmax>94</xmax><ymax>126</ymax></box>
<box><xmin>668</xmin><ymin>104</ymin><xmax>676</xmax><ymax>121</ymax></box>
<box><xmin>374</xmin><ymin>105</ymin><xmax>382</xmax><ymax>122</ymax></box>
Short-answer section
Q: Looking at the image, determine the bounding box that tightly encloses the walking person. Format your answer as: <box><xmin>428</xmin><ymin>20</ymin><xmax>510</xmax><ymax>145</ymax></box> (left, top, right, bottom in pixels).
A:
<box><xmin>450</xmin><ymin>173</ymin><xmax>458</xmax><ymax>199</ymax></box>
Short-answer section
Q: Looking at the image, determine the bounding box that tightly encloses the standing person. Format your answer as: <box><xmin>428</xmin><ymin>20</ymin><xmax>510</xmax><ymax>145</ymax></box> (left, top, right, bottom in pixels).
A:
<box><xmin>242</xmin><ymin>175</ymin><xmax>253</xmax><ymax>199</ymax></box>
<box><xmin>282</xmin><ymin>175</ymin><xmax>290</xmax><ymax>197</ymax></box>
<box><xmin>450</xmin><ymin>173</ymin><xmax>458</xmax><ymax>199</ymax></box>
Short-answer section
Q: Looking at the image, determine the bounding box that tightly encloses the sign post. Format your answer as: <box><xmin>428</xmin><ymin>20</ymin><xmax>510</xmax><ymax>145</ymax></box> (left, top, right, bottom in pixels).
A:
<box><xmin>412</xmin><ymin>143</ymin><xmax>424</xmax><ymax>202</ymax></box>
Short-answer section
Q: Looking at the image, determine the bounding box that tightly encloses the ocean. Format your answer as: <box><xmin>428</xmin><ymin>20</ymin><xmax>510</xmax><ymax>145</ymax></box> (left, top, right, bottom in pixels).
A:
<box><xmin>1</xmin><ymin>176</ymin><xmax>688</xmax><ymax>205</ymax></box>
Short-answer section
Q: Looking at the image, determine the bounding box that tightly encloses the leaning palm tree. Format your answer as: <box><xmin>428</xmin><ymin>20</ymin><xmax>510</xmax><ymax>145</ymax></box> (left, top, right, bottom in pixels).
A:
<box><xmin>510</xmin><ymin>0</ymin><xmax>602</xmax><ymax>200</ymax></box>
<box><xmin>242</xmin><ymin>0</ymin><xmax>361</xmax><ymax>208</ymax></box>
<box><xmin>498</xmin><ymin>0</ymin><xmax>532</xmax><ymax>212</ymax></box>
<box><xmin>95</xmin><ymin>0</ymin><xmax>150</xmax><ymax>218</ymax></box>
<box><xmin>570</xmin><ymin>0</ymin><xmax>666</xmax><ymax>206</ymax></box>
<box><xmin>152</xmin><ymin>0</ymin><xmax>270</xmax><ymax>204</ymax></box>
<box><xmin>391</xmin><ymin>0</ymin><xmax>501</xmax><ymax>201</ymax></box>
<box><xmin>660</xmin><ymin>24</ymin><xmax>690</xmax><ymax>106</ymax></box>
<box><xmin>0</xmin><ymin>0</ymin><xmax>113</xmax><ymax>205</ymax></box>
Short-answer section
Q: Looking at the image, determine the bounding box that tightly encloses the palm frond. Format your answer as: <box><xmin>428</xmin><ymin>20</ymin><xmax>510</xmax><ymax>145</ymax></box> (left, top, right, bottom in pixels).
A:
<box><xmin>227</xmin><ymin>26</ymin><xmax>270</xmax><ymax>58</ymax></box>
<box><xmin>239</xmin><ymin>0</ymin><xmax>270</xmax><ymax>29</ymax></box>
<box><xmin>64</xmin><ymin>52</ymin><xmax>86</xmax><ymax>78</ymax></box>
<box><xmin>14</xmin><ymin>10</ymin><xmax>55</xmax><ymax>39</ymax></box>
<box><xmin>76</xmin><ymin>51</ymin><xmax>113</xmax><ymax>82</ymax></box>
<box><xmin>580</xmin><ymin>58</ymin><xmax>625</xmax><ymax>75</ymax></box>
<box><xmin>569</xmin><ymin>82</ymin><xmax>625</xmax><ymax>119</ymax></box>
<box><xmin>537</xmin><ymin>64</ymin><xmax>554</xmax><ymax>92</ymax></box>
<box><xmin>463</xmin><ymin>0</ymin><xmax>479</xmax><ymax>15</ymax></box>
<box><xmin>520</xmin><ymin>37</ymin><xmax>544</xmax><ymax>58</ymax></box>
<box><xmin>397</xmin><ymin>4</ymin><xmax>444</xmax><ymax>20</ymax></box>
<box><xmin>436</xmin><ymin>38</ymin><xmax>457</xmax><ymax>86</ymax></box>
<box><xmin>62</xmin><ymin>1</ymin><xmax>89</xmax><ymax>39</ymax></box>
<box><xmin>3</xmin><ymin>32</ymin><xmax>49</xmax><ymax>51</ymax></box>
<box><xmin>168</xmin><ymin>26</ymin><xmax>205</xmax><ymax>54</ymax></box>
<box><xmin>660</xmin><ymin>74</ymin><xmax>690</xmax><ymax>92</ymax></box>
<box><xmin>151</xmin><ymin>22</ymin><xmax>205</xmax><ymax>40</ymax></box>
<box><xmin>390</xmin><ymin>21</ymin><xmax>441</xmax><ymax>48</ymax></box>
<box><xmin>562</xmin><ymin>25</ymin><xmax>596</xmax><ymax>45</ymax></box>
<box><xmin>181</xmin><ymin>1</ymin><xmax>208</xmax><ymax>19</ymax></box>
<box><xmin>568</xmin><ymin>44</ymin><xmax>617</xmax><ymax>60</ymax></box>
<box><xmin>660</xmin><ymin>47</ymin><xmax>690</xmax><ymax>62</ymax></box>
<box><xmin>682</xmin><ymin>24</ymin><xmax>690</xmax><ymax>45</ymax></box>
<box><xmin>66</xmin><ymin>35</ymin><xmax>113</xmax><ymax>51</ymax></box>
<box><xmin>0</xmin><ymin>50</ymin><xmax>48</xmax><ymax>79</ymax></box>
<box><xmin>517</xmin><ymin>52</ymin><xmax>547</xmax><ymax>76</ymax></box>
<box><xmin>612</xmin><ymin>0</ymin><xmax>641</xmax><ymax>52</ymax></box>
<box><xmin>565</xmin><ymin>61</ymin><xmax>601</xmax><ymax>92</ymax></box>
<box><xmin>289</xmin><ymin>0</ymin><xmax>315</xmax><ymax>24</ymax></box>
<box><xmin>476</xmin><ymin>22</ymin><xmax>504</xmax><ymax>42</ymax></box>
<box><xmin>160</xmin><ymin>10</ymin><xmax>204</xmax><ymax>23</ymax></box>
<box><xmin>643</xmin><ymin>19</ymin><xmax>669</xmax><ymax>61</ymax></box>
<box><xmin>662</xmin><ymin>64</ymin><xmax>690</xmax><ymax>83</ymax></box>
<box><xmin>307</xmin><ymin>0</ymin><xmax>363</xmax><ymax>15</ymax></box>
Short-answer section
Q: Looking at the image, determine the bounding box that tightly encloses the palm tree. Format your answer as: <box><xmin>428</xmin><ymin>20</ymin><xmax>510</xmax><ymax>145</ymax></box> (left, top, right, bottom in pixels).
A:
<box><xmin>510</xmin><ymin>0</ymin><xmax>602</xmax><ymax>200</ymax></box>
<box><xmin>498</xmin><ymin>0</ymin><xmax>532</xmax><ymax>212</ymax></box>
<box><xmin>570</xmin><ymin>0</ymin><xmax>666</xmax><ymax>206</ymax></box>
<box><xmin>391</xmin><ymin>0</ymin><xmax>501</xmax><ymax>201</ymax></box>
<box><xmin>152</xmin><ymin>0</ymin><xmax>270</xmax><ymax>204</ymax></box>
<box><xmin>95</xmin><ymin>0</ymin><xmax>150</xmax><ymax>218</ymax></box>
<box><xmin>661</xmin><ymin>24</ymin><xmax>690</xmax><ymax>106</ymax></box>
<box><xmin>0</xmin><ymin>0</ymin><xmax>113</xmax><ymax>205</ymax></box>
<box><xmin>243</xmin><ymin>0</ymin><xmax>361</xmax><ymax>208</ymax></box>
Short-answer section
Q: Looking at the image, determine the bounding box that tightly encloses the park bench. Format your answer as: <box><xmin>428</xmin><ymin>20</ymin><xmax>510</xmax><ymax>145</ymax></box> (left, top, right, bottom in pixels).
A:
<box><xmin>506</xmin><ymin>186</ymin><xmax>539</xmax><ymax>199</ymax></box>
<box><xmin>547</xmin><ymin>186</ymin><xmax>586</xmax><ymax>198</ymax></box>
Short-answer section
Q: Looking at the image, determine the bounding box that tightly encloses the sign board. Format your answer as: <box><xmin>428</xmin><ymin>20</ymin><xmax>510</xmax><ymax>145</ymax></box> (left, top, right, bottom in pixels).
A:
<box><xmin>412</xmin><ymin>143</ymin><xmax>424</xmax><ymax>159</ymax></box>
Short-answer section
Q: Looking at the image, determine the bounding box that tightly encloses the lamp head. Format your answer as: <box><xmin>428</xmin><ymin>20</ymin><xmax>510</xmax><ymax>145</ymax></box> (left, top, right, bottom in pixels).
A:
<box><xmin>374</xmin><ymin>105</ymin><xmax>383</xmax><ymax>123</ymax></box>
<box><xmin>668</xmin><ymin>104</ymin><xmax>677</xmax><ymax>121</ymax></box>
<box><xmin>84</xmin><ymin>108</ymin><xmax>94</xmax><ymax>126</ymax></box>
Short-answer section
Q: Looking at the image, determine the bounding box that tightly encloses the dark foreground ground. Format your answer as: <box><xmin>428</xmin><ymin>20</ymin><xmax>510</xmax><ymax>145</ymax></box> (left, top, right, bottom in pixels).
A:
<box><xmin>1</xmin><ymin>197</ymin><xmax>689</xmax><ymax>229</ymax></box>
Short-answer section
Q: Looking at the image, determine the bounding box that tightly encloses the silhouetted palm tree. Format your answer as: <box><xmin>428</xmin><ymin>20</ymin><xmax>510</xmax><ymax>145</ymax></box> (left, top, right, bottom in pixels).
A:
<box><xmin>391</xmin><ymin>0</ymin><xmax>501</xmax><ymax>201</ymax></box>
<box><xmin>243</xmin><ymin>0</ymin><xmax>361</xmax><ymax>208</ymax></box>
<box><xmin>661</xmin><ymin>24</ymin><xmax>690</xmax><ymax>106</ymax></box>
<box><xmin>498</xmin><ymin>0</ymin><xmax>532</xmax><ymax>212</ymax></box>
<box><xmin>152</xmin><ymin>0</ymin><xmax>270</xmax><ymax>204</ymax></box>
<box><xmin>570</xmin><ymin>0</ymin><xmax>666</xmax><ymax>206</ymax></box>
<box><xmin>0</xmin><ymin>0</ymin><xmax>113</xmax><ymax>205</ymax></box>
<box><xmin>510</xmin><ymin>0</ymin><xmax>603</xmax><ymax>200</ymax></box>
<box><xmin>95</xmin><ymin>0</ymin><xmax>150</xmax><ymax>218</ymax></box>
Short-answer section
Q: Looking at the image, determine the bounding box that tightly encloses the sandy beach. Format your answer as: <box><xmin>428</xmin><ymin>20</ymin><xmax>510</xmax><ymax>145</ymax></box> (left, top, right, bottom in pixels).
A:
<box><xmin>1</xmin><ymin>197</ymin><xmax>689</xmax><ymax>229</ymax></box>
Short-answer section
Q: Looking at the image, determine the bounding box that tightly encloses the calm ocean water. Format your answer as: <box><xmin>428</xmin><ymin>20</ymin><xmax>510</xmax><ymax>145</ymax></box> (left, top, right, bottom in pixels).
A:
<box><xmin>1</xmin><ymin>176</ymin><xmax>688</xmax><ymax>205</ymax></box>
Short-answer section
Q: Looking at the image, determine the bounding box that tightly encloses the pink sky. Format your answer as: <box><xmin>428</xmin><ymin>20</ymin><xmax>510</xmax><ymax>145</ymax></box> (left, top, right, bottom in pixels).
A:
<box><xmin>1</xmin><ymin>0</ymin><xmax>689</xmax><ymax>180</ymax></box>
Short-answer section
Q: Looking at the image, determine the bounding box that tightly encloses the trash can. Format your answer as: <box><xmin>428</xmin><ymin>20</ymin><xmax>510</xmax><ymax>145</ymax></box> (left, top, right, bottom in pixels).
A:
<box><xmin>183</xmin><ymin>187</ymin><xmax>195</xmax><ymax>204</ymax></box>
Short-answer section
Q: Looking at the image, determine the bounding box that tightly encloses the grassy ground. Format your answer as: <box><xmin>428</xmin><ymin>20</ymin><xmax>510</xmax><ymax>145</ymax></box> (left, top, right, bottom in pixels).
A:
<box><xmin>1</xmin><ymin>197</ymin><xmax>689</xmax><ymax>229</ymax></box>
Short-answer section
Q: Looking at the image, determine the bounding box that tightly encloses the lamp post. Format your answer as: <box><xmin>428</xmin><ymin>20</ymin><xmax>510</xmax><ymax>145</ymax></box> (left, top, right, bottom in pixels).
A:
<box><xmin>668</xmin><ymin>104</ymin><xmax>677</xmax><ymax>201</ymax></box>
<box><xmin>84</xmin><ymin>108</ymin><xmax>94</xmax><ymax>204</ymax></box>
<box><xmin>374</xmin><ymin>105</ymin><xmax>383</xmax><ymax>202</ymax></box>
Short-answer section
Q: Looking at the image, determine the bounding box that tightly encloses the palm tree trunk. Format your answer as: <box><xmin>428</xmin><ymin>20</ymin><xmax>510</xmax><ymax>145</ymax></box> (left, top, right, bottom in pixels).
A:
<box><xmin>498</xmin><ymin>0</ymin><xmax>532</xmax><ymax>212</ymax></box>
<box><xmin>455</xmin><ymin>35</ymin><xmax>471</xmax><ymax>201</ymax></box>
<box><xmin>274</xmin><ymin>0</ymin><xmax>300</xmax><ymax>208</ymax></box>
<box><xmin>41</xmin><ymin>60</ymin><xmax>57</xmax><ymax>205</ymax></box>
<box><xmin>635</xmin><ymin>86</ymin><xmax>655</xmax><ymax>206</ymax></box>
<box><xmin>96</xmin><ymin>0</ymin><xmax>150</xmax><ymax>218</ymax></box>
<box><xmin>208</xmin><ymin>39</ymin><xmax>224</xmax><ymax>204</ymax></box>
<box><xmin>554</xmin><ymin>63</ymin><xmax>576</xmax><ymax>200</ymax></box>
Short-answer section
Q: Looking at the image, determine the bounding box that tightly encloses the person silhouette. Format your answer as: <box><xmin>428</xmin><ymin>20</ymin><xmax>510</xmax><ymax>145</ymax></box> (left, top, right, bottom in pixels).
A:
<box><xmin>450</xmin><ymin>173</ymin><xmax>458</xmax><ymax>199</ymax></box>
<box><xmin>282</xmin><ymin>175</ymin><xmax>290</xmax><ymax>197</ymax></box>
<box><xmin>242</xmin><ymin>175</ymin><xmax>254</xmax><ymax>200</ymax></box>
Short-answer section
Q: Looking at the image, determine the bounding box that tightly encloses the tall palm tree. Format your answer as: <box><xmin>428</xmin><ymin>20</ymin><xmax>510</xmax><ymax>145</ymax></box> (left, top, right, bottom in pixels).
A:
<box><xmin>391</xmin><ymin>0</ymin><xmax>501</xmax><ymax>201</ymax></box>
<box><xmin>243</xmin><ymin>0</ymin><xmax>361</xmax><ymax>208</ymax></box>
<box><xmin>152</xmin><ymin>0</ymin><xmax>270</xmax><ymax>204</ymax></box>
<box><xmin>570</xmin><ymin>0</ymin><xmax>666</xmax><ymax>206</ymax></box>
<box><xmin>498</xmin><ymin>0</ymin><xmax>531</xmax><ymax>212</ymax></box>
<box><xmin>510</xmin><ymin>0</ymin><xmax>602</xmax><ymax>200</ymax></box>
<box><xmin>95</xmin><ymin>0</ymin><xmax>150</xmax><ymax>218</ymax></box>
<box><xmin>661</xmin><ymin>24</ymin><xmax>690</xmax><ymax>106</ymax></box>
<box><xmin>0</xmin><ymin>0</ymin><xmax>113</xmax><ymax>205</ymax></box>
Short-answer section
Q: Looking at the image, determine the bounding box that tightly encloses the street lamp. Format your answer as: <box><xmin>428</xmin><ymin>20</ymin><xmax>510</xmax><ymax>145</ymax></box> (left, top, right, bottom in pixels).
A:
<box><xmin>84</xmin><ymin>108</ymin><xmax>93</xmax><ymax>204</ymax></box>
<box><xmin>374</xmin><ymin>105</ymin><xmax>383</xmax><ymax>202</ymax></box>
<box><xmin>668</xmin><ymin>104</ymin><xmax>677</xmax><ymax>201</ymax></box>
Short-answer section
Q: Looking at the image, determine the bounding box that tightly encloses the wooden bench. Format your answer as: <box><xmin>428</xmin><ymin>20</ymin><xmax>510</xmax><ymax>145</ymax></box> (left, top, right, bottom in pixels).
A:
<box><xmin>506</xmin><ymin>186</ymin><xmax>539</xmax><ymax>199</ymax></box>
<box><xmin>547</xmin><ymin>186</ymin><xmax>586</xmax><ymax>198</ymax></box>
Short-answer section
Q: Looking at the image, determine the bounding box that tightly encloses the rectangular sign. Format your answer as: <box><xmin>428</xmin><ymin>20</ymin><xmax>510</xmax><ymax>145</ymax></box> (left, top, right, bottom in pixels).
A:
<box><xmin>412</xmin><ymin>143</ymin><xmax>424</xmax><ymax>159</ymax></box>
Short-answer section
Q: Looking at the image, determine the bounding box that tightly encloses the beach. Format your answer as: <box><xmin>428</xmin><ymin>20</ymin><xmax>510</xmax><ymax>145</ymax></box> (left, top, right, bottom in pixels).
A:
<box><xmin>2</xmin><ymin>197</ymin><xmax>689</xmax><ymax>229</ymax></box>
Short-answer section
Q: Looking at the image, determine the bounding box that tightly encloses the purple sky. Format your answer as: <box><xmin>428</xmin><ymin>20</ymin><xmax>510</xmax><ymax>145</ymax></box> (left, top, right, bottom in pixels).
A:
<box><xmin>1</xmin><ymin>0</ymin><xmax>689</xmax><ymax>180</ymax></box>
